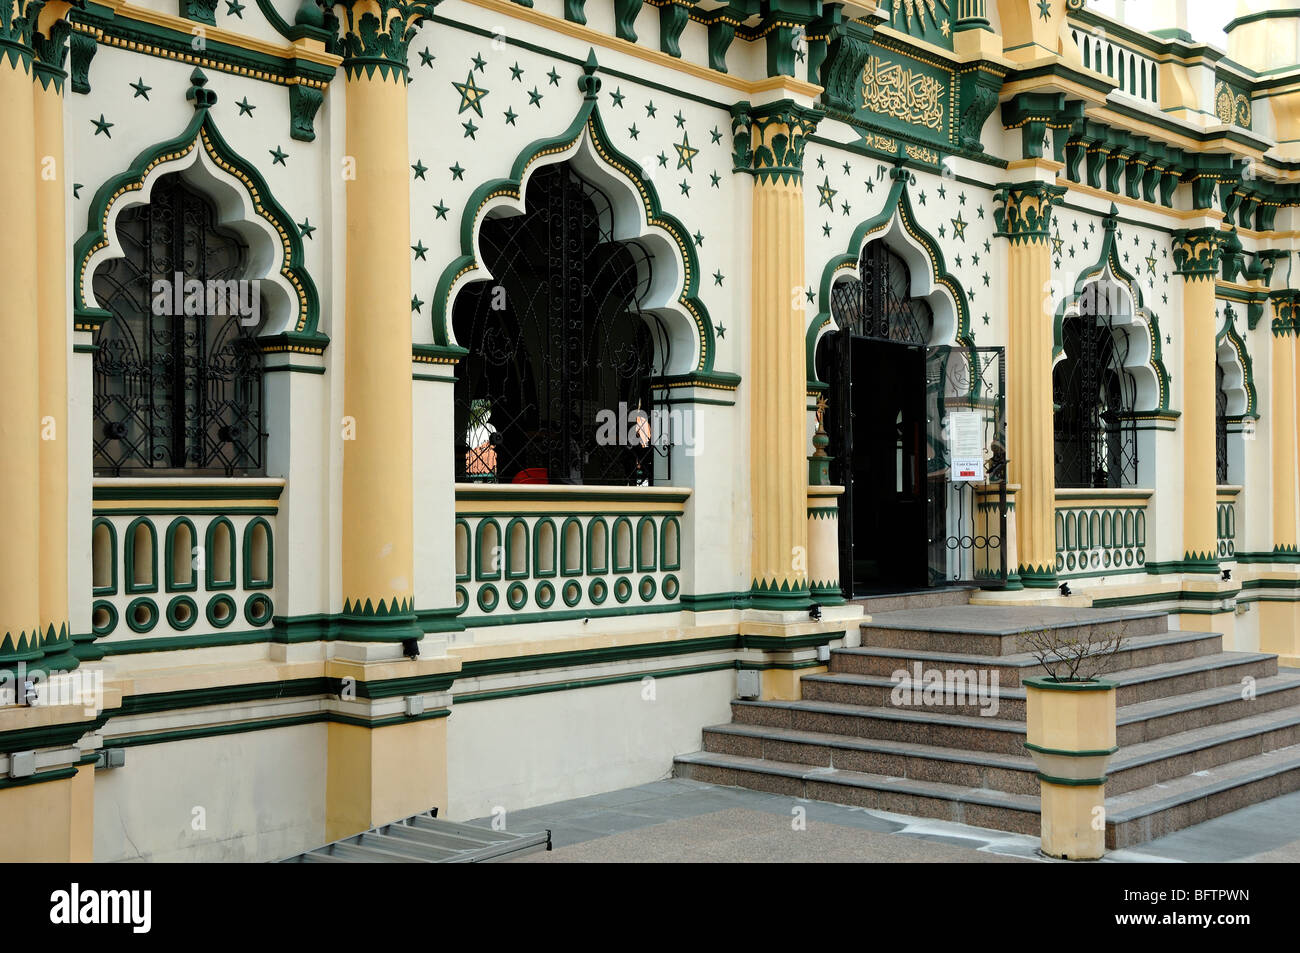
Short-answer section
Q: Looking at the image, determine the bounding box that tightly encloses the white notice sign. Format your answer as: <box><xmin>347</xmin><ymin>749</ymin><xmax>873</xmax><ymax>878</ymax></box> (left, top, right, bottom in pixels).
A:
<box><xmin>949</xmin><ymin>411</ymin><xmax>985</xmax><ymax>483</ymax></box>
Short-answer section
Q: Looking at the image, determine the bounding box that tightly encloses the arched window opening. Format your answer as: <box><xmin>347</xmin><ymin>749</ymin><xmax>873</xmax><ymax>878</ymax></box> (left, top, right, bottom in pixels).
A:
<box><xmin>452</xmin><ymin>163</ymin><xmax>671</xmax><ymax>486</ymax></box>
<box><xmin>169</xmin><ymin>519</ymin><xmax>195</xmax><ymax>590</ymax></box>
<box><xmin>92</xmin><ymin>520</ymin><xmax>116</xmax><ymax>592</ymax></box>
<box><xmin>208</xmin><ymin>519</ymin><xmax>234</xmax><ymax>587</ymax></box>
<box><xmin>1216</xmin><ymin>362</ymin><xmax>1230</xmax><ymax>485</ymax></box>
<box><xmin>92</xmin><ymin>173</ymin><xmax>266</xmax><ymax>476</ymax></box>
<box><xmin>1053</xmin><ymin>307</ymin><xmax>1139</xmax><ymax>488</ymax></box>
<box><xmin>828</xmin><ymin>242</ymin><xmax>934</xmax><ymax>346</ymax></box>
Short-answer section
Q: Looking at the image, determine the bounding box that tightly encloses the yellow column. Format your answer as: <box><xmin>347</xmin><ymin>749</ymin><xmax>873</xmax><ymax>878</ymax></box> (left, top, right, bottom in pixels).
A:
<box><xmin>995</xmin><ymin>177</ymin><xmax>1065</xmax><ymax>588</ymax></box>
<box><xmin>337</xmin><ymin>1</ymin><xmax>425</xmax><ymax>643</ymax></box>
<box><xmin>735</xmin><ymin>101</ymin><xmax>819</xmax><ymax>609</ymax></box>
<box><xmin>33</xmin><ymin>4</ymin><xmax>77</xmax><ymax>671</ymax></box>
<box><xmin>0</xmin><ymin>4</ymin><xmax>44</xmax><ymax>672</ymax></box>
<box><xmin>1172</xmin><ymin>228</ymin><xmax>1226</xmax><ymax>573</ymax></box>
<box><xmin>1261</xmin><ymin>294</ymin><xmax>1300</xmax><ymax>660</ymax></box>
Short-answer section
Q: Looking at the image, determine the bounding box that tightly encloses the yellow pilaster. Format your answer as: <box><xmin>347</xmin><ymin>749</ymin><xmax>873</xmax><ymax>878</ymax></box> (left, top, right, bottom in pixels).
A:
<box><xmin>1172</xmin><ymin>228</ymin><xmax>1227</xmax><ymax>573</ymax></box>
<box><xmin>0</xmin><ymin>9</ymin><xmax>44</xmax><ymax>671</ymax></box>
<box><xmin>995</xmin><ymin>177</ymin><xmax>1065</xmax><ymax>588</ymax></box>
<box><xmin>33</xmin><ymin>3</ymin><xmax>76</xmax><ymax>671</ymax></box>
<box><xmin>337</xmin><ymin>2</ymin><xmax>429</xmax><ymax>642</ymax></box>
<box><xmin>735</xmin><ymin>100</ymin><xmax>819</xmax><ymax>609</ymax></box>
<box><xmin>1271</xmin><ymin>295</ymin><xmax>1297</xmax><ymax>555</ymax></box>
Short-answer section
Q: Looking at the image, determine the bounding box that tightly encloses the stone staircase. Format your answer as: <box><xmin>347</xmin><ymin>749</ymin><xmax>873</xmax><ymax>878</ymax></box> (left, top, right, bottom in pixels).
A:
<box><xmin>675</xmin><ymin>594</ymin><xmax>1300</xmax><ymax>849</ymax></box>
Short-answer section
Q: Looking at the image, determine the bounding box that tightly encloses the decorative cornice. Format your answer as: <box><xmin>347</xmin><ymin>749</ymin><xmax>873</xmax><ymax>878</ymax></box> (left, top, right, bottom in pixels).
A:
<box><xmin>335</xmin><ymin>0</ymin><xmax>439</xmax><ymax>81</ymax></box>
<box><xmin>993</xmin><ymin>180</ymin><xmax>1066</xmax><ymax>244</ymax></box>
<box><xmin>1171</xmin><ymin>227</ymin><xmax>1228</xmax><ymax>280</ymax></box>
<box><xmin>730</xmin><ymin>98</ymin><xmax>823</xmax><ymax>185</ymax></box>
<box><xmin>31</xmin><ymin>1</ymin><xmax>81</xmax><ymax>91</ymax></box>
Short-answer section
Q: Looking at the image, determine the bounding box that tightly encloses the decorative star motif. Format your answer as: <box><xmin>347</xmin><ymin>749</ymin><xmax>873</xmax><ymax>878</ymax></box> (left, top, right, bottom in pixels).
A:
<box><xmin>822</xmin><ymin>222</ymin><xmax>832</xmax><ymax>237</ymax></box>
<box><xmin>472</xmin><ymin>53</ymin><xmax>487</xmax><ymax>73</ymax></box>
<box><xmin>546</xmin><ymin>67</ymin><xmax>560</xmax><ymax>86</ymax></box>
<box><xmin>611</xmin><ymin>87</ymin><xmax>625</xmax><ymax>108</ymax></box>
<box><xmin>982</xmin><ymin>312</ymin><xmax>990</xmax><ymax>325</ymax></box>
<box><xmin>937</xmin><ymin>184</ymin><xmax>947</xmax><ymax>200</ymax></box>
<box><xmin>73</xmin><ymin>183</ymin><xmax>82</xmax><ymax>198</ymax></box>
<box><xmin>411</xmin><ymin>240</ymin><xmax>428</xmax><ymax>261</ymax></box>
<box><xmin>1051</xmin><ymin>234</ymin><xmax>1064</xmax><ymax>257</ymax></box>
<box><xmin>91</xmin><ymin>114</ymin><xmax>113</xmax><ymax>137</ymax></box>
<box><xmin>130</xmin><ymin>77</ymin><xmax>151</xmax><ymax>99</ymax></box>
<box><xmin>679</xmin><ymin>179</ymin><xmax>690</xmax><ymax>196</ymax></box>
<box><xmin>918</xmin><ymin>191</ymin><xmax>927</xmax><ymax>206</ymax></box>
<box><xmin>419</xmin><ymin>48</ymin><xmax>435</xmax><ymax>68</ymax></box>
<box><xmin>628</xmin><ymin>124</ymin><xmax>640</xmax><ymax>140</ymax></box>
<box><xmin>509</xmin><ymin>62</ymin><xmax>524</xmax><ymax>81</ymax></box>
<box><xmin>225</xmin><ymin>0</ymin><xmax>245</xmax><ymax>16</ymax></box>
<box><xmin>236</xmin><ymin>96</ymin><xmax>255</xmax><ymax>116</ymax></box>
<box><xmin>657</xmin><ymin>152</ymin><xmax>669</xmax><ymax>168</ymax></box>
<box><xmin>434</xmin><ymin>200</ymin><xmax>449</xmax><ymax>220</ymax></box>
<box><xmin>710</xmin><ymin>126</ymin><xmax>721</xmax><ymax>145</ymax></box>
<box><xmin>454</xmin><ymin>72</ymin><xmax>489</xmax><ymax>116</ymax></box>
<box><xmin>411</xmin><ymin>294</ymin><xmax>424</xmax><ymax>313</ymax></box>
<box><xmin>674</xmin><ymin>132</ymin><xmax>699</xmax><ymax>172</ymax></box>
<box><xmin>1036</xmin><ymin>0</ymin><xmax>1051</xmax><ymax>20</ymax></box>
<box><xmin>463</xmin><ymin>119</ymin><xmax>479</xmax><ymax>139</ymax></box>
<box><xmin>713</xmin><ymin>270</ymin><xmax>725</xmax><ymax>286</ymax></box>
<box><xmin>269</xmin><ymin>145</ymin><xmax>288</xmax><ymax>165</ymax></box>
<box><xmin>958</xmin><ymin>191</ymin><xmax>967</xmax><ymax>205</ymax></box>
<box><xmin>450</xmin><ymin>162</ymin><xmax>465</xmax><ymax>180</ymax></box>
<box><xmin>865</xmin><ymin>178</ymin><xmax>874</xmax><ymax>193</ymax></box>
<box><xmin>816</xmin><ymin>155</ymin><xmax>825</xmax><ymax>170</ymax></box>
<box><xmin>527</xmin><ymin>87</ymin><xmax>543</xmax><ymax>107</ymax></box>
<box><xmin>817</xmin><ymin>176</ymin><xmax>837</xmax><ymax>209</ymax></box>
<box><xmin>710</xmin><ymin>171</ymin><xmax>721</xmax><ymax>188</ymax></box>
<box><xmin>982</xmin><ymin>273</ymin><xmax>991</xmax><ymax>287</ymax></box>
<box><xmin>694</xmin><ymin>231</ymin><xmax>704</xmax><ymax>247</ymax></box>
<box><xmin>674</xmin><ymin>111</ymin><xmax>686</xmax><ymax>128</ymax></box>
<box><xmin>714</xmin><ymin>322</ymin><xmax>726</xmax><ymax>340</ymax></box>
<box><xmin>298</xmin><ymin>218</ymin><xmax>316</xmax><ymax>239</ymax></box>
<box><xmin>951</xmin><ymin>212</ymin><xmax>968</xmax><ymax>241</ymax></box>
<box><xmin>504</xmin><ymin>107</ymin><xmax>518</xmax><ymax>126</ymax></box>
<box><xmin>645</xmin><ymin>101</ymin><xmax>657</xmax><ymax>118</ymax></box>
<box><xmin>411</xmin><ymin>159</ymin><xmax>428</xmax><ymax>180</ymax></box>
<box><xmin>805</xmin><ymin>287</ymin><xmax>815</xmax><ymax>303</ymax></box>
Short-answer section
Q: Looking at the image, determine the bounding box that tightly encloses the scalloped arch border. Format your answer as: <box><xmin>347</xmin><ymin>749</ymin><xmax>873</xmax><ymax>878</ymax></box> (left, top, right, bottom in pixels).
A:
<box><xmin>805</xmin><ymin>173</ymin><xmax>972</xmax><ymax>388</ymax></box>
<box><xmin>1050</xmin><ymin>210</ymin><xmax>1171</xmax><ymax>413</ymax></box>
<box><xmin>430</xmin><ymin>64</ymin><xmax>717</xmax><ymax>375</ymax></box>
<box><xmin>1217</xmin><ymin>307</ymin><xmax>1258</xmax><ymax>420</ymax></box>
<box><xmin>72</xmin><ymin>102</ymin><xmax>325</xmax><ymax>351</ymax></box>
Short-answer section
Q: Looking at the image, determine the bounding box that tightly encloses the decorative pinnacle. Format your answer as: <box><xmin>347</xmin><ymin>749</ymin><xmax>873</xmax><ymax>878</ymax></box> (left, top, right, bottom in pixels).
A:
<box><xmin>187</xmin><ymin>68</ymin><xmax>217</xmax><ymax>110</ymax></box>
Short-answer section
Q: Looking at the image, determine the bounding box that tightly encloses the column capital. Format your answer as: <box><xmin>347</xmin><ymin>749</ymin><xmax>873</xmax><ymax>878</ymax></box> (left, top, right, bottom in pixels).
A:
<box><xmin>1171</xmin><ymin>227</ymin><xmax>1228</xmax><ymax>281</ymax></box>
<box><xmin>1270</xmin><ymin>290</ymin><xmax>1300</xmax><ymax>337</ymax></box>
<box><xmin>0</xmin><ymin>0</ymin><xmax>44</xmax><ymax>71</ymax></box>
<box><xmin>993</xmin><ymin>180</ymin><xmax>1066</xmax><ymax>244</ymax></box>
<box><xmin>729</xmin><ymin>99</ymin><xmax>823</xmax><ymax>185</ymax></box>
<box><xmin>334</xmin><ymin>0</ymin><xmax>440</xmax><ymax>82</ymax></box>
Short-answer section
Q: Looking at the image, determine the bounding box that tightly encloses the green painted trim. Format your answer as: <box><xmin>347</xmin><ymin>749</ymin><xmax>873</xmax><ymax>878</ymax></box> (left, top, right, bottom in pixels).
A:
<box><xmin>72</xmin><ymin>93</ymin><xmax>326</xmax><ymax>349</ymax></box>
<box><xmin>454</xmin><ymin>486</ymin><xmax>690</xmax><ymax>504</ymax></box>
<box><xmin>101</xmin><ymin>708</ymin><xmax>452</xmax><ymax>750</ymax></box>
<box><xmin>163</xmin><ymin>517</ymin><xmax>198</xmax><ymax>592</ymax></box>
<box><xmin>1022</xmin><ymin>676</ymin><xmax>1116</xmax><ymax>691</ymax></box>
<box><xmin>636</xmin><ymin>516</ymin><xmax>657</xmax><ymax>572</ymax></box>
<box><xmin>1024</xmin><ymin>740</ymin><xmax>1118</xmax><ymax>758</ymax></box>
<box><xmin>166</xmin><ymin>595</ymin><xmax>198</xmax><ymax>631</ymax></box>
<box><xmin>660</xmin><ymin>515</ymin><xmax>681</xmax><ymax>570</ymax></box>
<box><xmin>460</xmin><ymin>600</ymin><xmax>681</xmax><ymax>629</ymax></box>
<box><xmin>532</xmin><ymin>517</ymin><xmax>557</xmax><ymax>578</ymax></box>
<box><xmin>1036</xmin><ymin>772</ymin><xmax>1108</xmax><ymax>787</ymax></box>
<box><xmin>454</xmin><ymin>661</ymin><xmax>734</xmax><ymax>704</ymax></box>
<box><xmin>204</xmin><ymin>516</ymin><xmax>237</xmax><ymax>590</ymax></box>
<box><xmin>244</xmin><ymin>593</ymin><xmax>274</xmax><ymax>627</ymax></box>
<box><xmin>0</xmin><ymin>766</ymin><xmax>79</xmax><ymax>791</ymax></box>
<box><xmin>430</xmin><ymin>56</ymin><xmax>717</xmax><ymax>375</ymax></box>
<box><xmin>91</xmin><ymin>600</ymin><xmax>118</xmax><ymax>637</ymax></box>
<box><xmin>91</xmin><ymin>517</ymin><xmax>118</xmax><ymax>596</ymax></box>
<box><xmin>455</xmin><ymin>518</ymin><xmax>471</xmax><ymax>582</ymax></box>
<box><xmin>585</xmin><ymin>516</ymin><xmax>609</xmax><ymax>575</ymax></box>
<box><xmin>241</xmin><ymin>516</ymin><xmax>273</xmax><ymax>589</ymax></box>
<box><xmin>206</xmin><ymin>593</ymin><xmax>237</xmax><ymax>629</ymax></box>
<box><xmin>612</xmin><ymin>516</ymin><xmax>634</xmax><ymax>573</ymax></box>
<box><xmin>560</xmin><ymin>516</ymin><xmax>585</xmax><ymax>576</ymax></box>
<box><xmin>93</xmin><ymin>483</ymin><xmax>284</xmax><ymax>502</ymax></box>
<box><xmin>504</xmin><ymin>516</ymin><xmax>531</xmax><ymax>579</ymax></box>
<box><xmin>473</xmin><ymin>517</ymin><xmax>502</xmax><ymax>581</ymax></box>
<box><xmin>123</xmin><ymin>517</ymin><xmax>158</xmax><ymax>594</ymax></box>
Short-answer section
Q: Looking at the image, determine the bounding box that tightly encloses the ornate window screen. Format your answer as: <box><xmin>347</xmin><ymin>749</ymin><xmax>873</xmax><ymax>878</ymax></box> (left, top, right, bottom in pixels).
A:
<box><xmin>1053</xmin><ymin>311</ymin><xmax>1139</xmax><ymax>488</ymax></box>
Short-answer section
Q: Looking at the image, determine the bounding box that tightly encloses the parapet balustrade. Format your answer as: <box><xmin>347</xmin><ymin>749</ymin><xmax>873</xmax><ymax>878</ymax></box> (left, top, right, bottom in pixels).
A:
<box><xmin>89</xmin><ymin>478</ymin><xmax>282</xmax><ymax>649</ymax></box>
<box><xmin>1054</xmin><ymin>487</ymin><xmax>1151</xmax><ymax>578</ymax></box>
<box><xmin>454</xmin><ymin>483</ymin><xmax>689</xmax><ymax>624</ymax></box>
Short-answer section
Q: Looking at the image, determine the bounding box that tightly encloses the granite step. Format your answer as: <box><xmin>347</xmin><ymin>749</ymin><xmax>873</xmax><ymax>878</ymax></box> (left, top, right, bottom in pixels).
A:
<box><xmin>830</xmin><ymin>630</ymin><xmax>1223</xmax><ymax>685</ymax></box>
<box><xmin>1116</xmin><ymin>672</ymin><xmax>1300</xmax><ymax>745</ymax></box>
<box><xmin>860</xmin><ymin>606</ymin><xmax>1169</xmax><ymax>657</ymax></box>
<box><xmin>851</xmin><ymin>586</ymin><xmax>976</xmax><ymax>615</ymax></box>
<box><xmin>1106</xmin><ymin>744</ymin><xmax>1300</xmax><ymax>848</ymax></box>
<box><xmin>700</xmin><ymin>705</ymin><xmax>1300</xmax><ymax>799</ymax></box>
<box><xmin>802</xmin><ymin>651</ymin><xmax>1276</xmax><ymax>719</ymax></box>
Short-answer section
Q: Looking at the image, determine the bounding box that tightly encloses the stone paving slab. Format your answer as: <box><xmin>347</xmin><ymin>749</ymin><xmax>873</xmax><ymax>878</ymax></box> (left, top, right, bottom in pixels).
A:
<box><xmin>862</xmin><ymin>605</ymin><xmax>1167</xmax><ymax>634</ymax></box>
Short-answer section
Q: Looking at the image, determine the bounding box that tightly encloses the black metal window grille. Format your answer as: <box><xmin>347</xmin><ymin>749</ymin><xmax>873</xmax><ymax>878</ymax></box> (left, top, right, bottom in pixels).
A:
<box><xmin>1216</xmin><ymin>361</ymin><xmax>1230</xmax><ymax>485</ymax></box>
<box><xmin>92</xmin><ymin>173</ymin><xmax>266</xmax><ymax>476</ymax></box>
<box><xmin>1053</xmin><ymin>311</ymin><xmax>1138</xmax><ymax>488</ymax></box>
<box><xmin>452</xmin><ymin>163</ymin><xmax>669</xmax><ymax>486</ymax></box>
<box><xmin>830</xmin><ymin>241</ymin><xmax>934</xmax><ymax>345</ymax></box>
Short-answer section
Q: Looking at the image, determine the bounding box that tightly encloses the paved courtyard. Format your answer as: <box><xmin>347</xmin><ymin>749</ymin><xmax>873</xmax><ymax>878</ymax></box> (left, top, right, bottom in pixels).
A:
<box><xmin>468</xmin><ymin>779</ymin><xmax>1300</xmax><ymax>863</ymax></box>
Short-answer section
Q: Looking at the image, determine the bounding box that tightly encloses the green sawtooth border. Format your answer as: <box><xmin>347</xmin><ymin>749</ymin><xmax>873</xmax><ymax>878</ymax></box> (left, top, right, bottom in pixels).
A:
<box><xmin>71</xmin><ymin>92</ymin><xmax>326</xmax><ymax>352</ymax></box>
<box><xmin>1050</xmin><ymin>205</ymin><xmax>1172</xmax><ymax>413</ymax></box>
<box><xmin>1216</xmin><ymin>306</ymin><xmax>1259</xmax><ymax>420</ymax></box>
<box><xmin>430</xmin><ymin>50</ymin><xmax>717</xmax><ymax>376</ymax></box>
<box><xmin>805</xmin><ymin>171</ymin><xmax>973</xmax><ymax>388</ymax></box>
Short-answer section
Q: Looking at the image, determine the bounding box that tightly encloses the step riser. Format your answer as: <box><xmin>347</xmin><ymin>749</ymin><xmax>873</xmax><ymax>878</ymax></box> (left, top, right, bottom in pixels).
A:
<box><xmin>861</xmin><ymin>615</ymin><xmax>1168</xmax><ymax>658</ymax></box>
<box><xmin>731</xmin><ymin>703</ymin><xmax>1027</xmax><ymax>756</ymax></box>
<box><xmin>855</xmin><ymin>589</ymin><xmax>974</xmax><ymax>614</ymax></box>
<box><xmin>801</xmin><ymin>679</ymin><xmax>1025</xmax><ymax>719</ymax></box>
<box><xmin>702</xmin><ymin>729</ymin><xmax>1040</xmax><ymax>796</ymax></box>
<box><xmin>1108</xmin><ymin>722</ymin><xmax>1300</xmax><ymax>796</ymax></box>
<box><xmin>1107</xmin><ymin>763</ymin><xmax>1300</xmax><ymax>849</ymax></box>
<box><xmin>1116</xmin><ymin>658</ymin><xmax>1277</xmax><ymax>707</ymax></box>
<box><xmin>1119</xmin><ymin>685</ymin><xmax>1300</xmax><ymax>746</ymax></box>
<box><xmin>673</xmin><ymin>760</ymin><xmax>1041</xmax><ymax>836</ymax></box>
<box><xmin>830</xmin><ymin>636</ymin><xmax>1222</xmax><ymax>684</ymax></box>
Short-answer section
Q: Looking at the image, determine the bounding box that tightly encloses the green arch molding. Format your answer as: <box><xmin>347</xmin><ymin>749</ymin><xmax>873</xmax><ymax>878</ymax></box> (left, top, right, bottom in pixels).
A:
<box><xmin>1217</xmin><ymin>308</ymin><xmax>1259</xmax><ymax>420</ymax></box>
<box><xmin>1051</xmin><ymin>207</ymin><xmax>1172</xmax><ymax>413</ymax></box>
<box><xmin>431</xmin><ymin>50</ymin><xmax>719</xmax><ymax>378</ymax></box>
<box><xmin>806</xmin><ymin>169</ymin><xmax>973</xmax><ymax>388</ymax></box>
<box><xmin>72</xmin><ymin>86</ymin><xmax>326</xmax><ymax>353</ymax></box>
